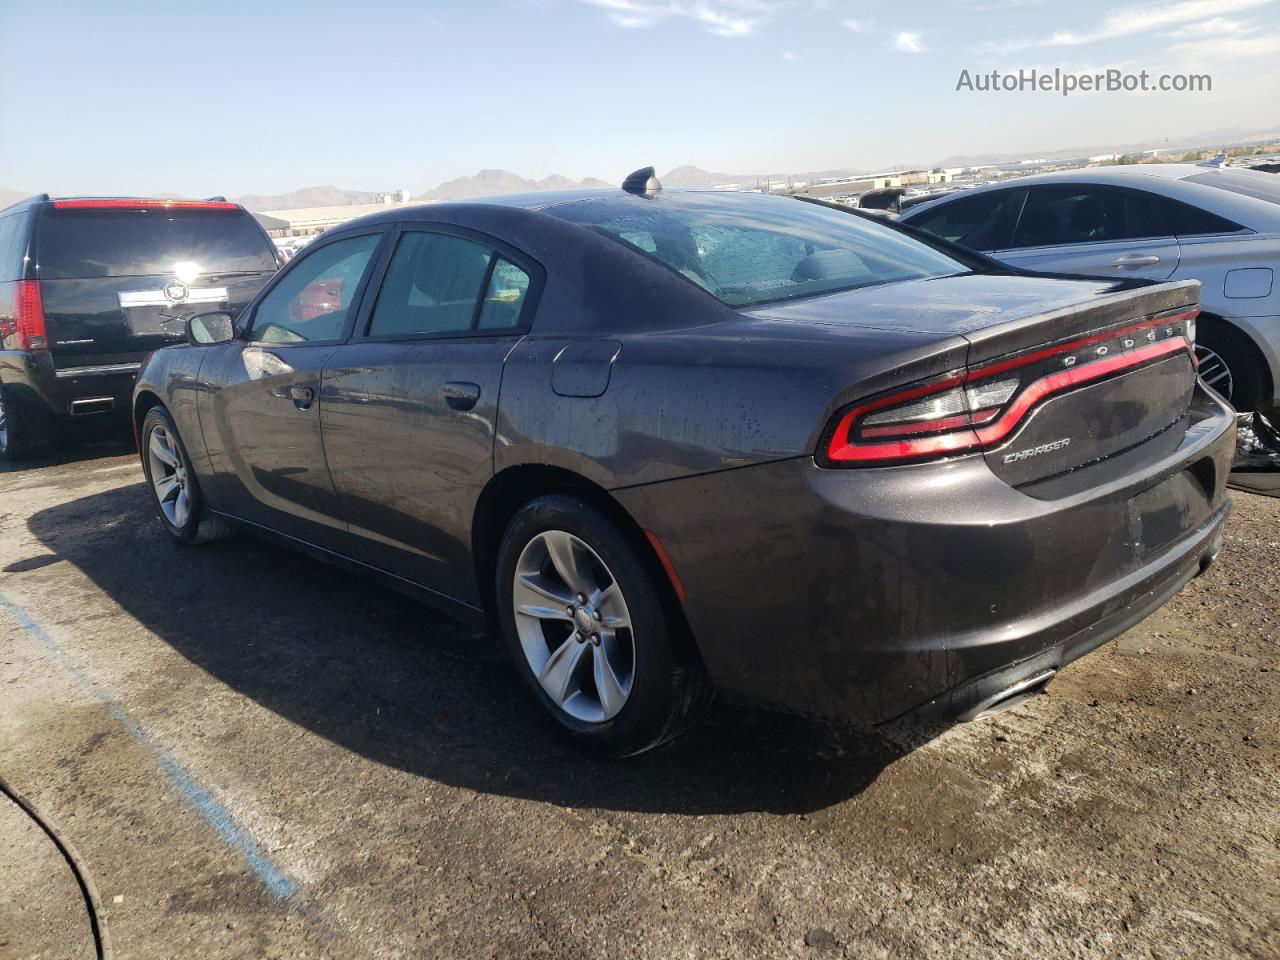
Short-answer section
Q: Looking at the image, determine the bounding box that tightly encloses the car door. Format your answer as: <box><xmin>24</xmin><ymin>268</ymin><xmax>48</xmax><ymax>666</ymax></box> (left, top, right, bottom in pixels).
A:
<box><xmin>321</xmin><ymin>224</ymin><xmax>540</xmax><ymax>604</ymax></box>
<box><xmin>992</xmin><ymin>184</ymin><xmax>1179</xmax><ymax>280</ymax></box>
<box><xmin>198</xmin><ymin>228</ymin><xmax>387</xmax><ymax>552</ymax></box>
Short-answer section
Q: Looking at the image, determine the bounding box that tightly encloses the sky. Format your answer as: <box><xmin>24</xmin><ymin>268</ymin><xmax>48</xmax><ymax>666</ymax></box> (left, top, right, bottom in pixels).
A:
<box><xmin>1</xmin><ymin>0</ymin><xmax>1277</xmax><ymax>196</ymax></box>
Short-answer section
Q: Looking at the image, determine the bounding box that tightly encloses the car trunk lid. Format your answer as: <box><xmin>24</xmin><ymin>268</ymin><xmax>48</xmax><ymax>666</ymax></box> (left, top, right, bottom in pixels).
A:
<box><xmin>747</xmin><ymin>272</ymin><xmax>1201</xmax><ymax>486</ymax></box>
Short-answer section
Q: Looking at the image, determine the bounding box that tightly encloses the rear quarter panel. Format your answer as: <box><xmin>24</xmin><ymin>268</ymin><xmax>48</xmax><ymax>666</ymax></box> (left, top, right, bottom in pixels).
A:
<box><xmin>494</xmin><ymin>319</ymin><xmax>970</xmax><ymax>489</ymax></box>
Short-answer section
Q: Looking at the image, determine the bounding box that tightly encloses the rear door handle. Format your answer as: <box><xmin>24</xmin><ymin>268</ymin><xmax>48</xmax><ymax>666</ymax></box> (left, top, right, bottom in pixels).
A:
<box><xmin>1112</xmin><ymin>255</ymin><xmax>1160</xmax><ymax>267</ymax></box>
<box><xmin>289</xmin><ymin>384</ymin><xmax>315</xmax><ymax>410</ymax></box>
<box><xmin>442</xmin><ymin>381</ymin><xmax>481</xmax><ymax>411</ymax></box>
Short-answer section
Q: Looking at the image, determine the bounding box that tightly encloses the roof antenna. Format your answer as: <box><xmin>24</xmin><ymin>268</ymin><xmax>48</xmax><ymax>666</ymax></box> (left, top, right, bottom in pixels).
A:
<box><xmin>622</xmin><ymin>166</ymin><xmax>662</xmax><ymax>197</ymax></box>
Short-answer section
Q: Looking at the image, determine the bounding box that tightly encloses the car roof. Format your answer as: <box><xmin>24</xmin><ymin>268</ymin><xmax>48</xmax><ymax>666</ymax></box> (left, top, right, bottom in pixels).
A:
<box><xmin>900</xmin><ymin>163</ymin><xmax>1280</xmax><ymax>228</ymax></box>
<box><xmin>335</xmin><ymin>186</ymin><xmax>802</xmax><ymax>230</ymax></box>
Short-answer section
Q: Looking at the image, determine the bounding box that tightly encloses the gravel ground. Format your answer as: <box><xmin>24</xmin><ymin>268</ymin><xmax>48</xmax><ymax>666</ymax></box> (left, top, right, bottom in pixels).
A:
<box><xmin>1</xmin><ymin>441</ymin><xmax>1277</xmax><ymax>960</ymax></box>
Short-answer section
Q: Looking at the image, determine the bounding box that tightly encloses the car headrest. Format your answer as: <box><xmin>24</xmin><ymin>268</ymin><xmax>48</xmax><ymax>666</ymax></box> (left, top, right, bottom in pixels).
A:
<box><xmin>792</xmin><ymin>249</ymin><xmax>872</xmax><ymax>283</ymax></box>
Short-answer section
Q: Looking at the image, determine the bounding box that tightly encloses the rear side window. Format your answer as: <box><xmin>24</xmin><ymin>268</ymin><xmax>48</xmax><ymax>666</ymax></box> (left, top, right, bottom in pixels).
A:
<box><xmin>368</xmin><ymin>232</ymin><xmax>494</xmax><ymax>337</ymax></box>
<box><xmin>1010</xmin><ymin>186</ymin><xmax>1171</xmax><ymax>248</ymax></box>
<box><xmin>367</xmin><ymin>232</ymin><xmax>533</xmax><ymax>337</ymax></box>
<box><xmin>1169</xmin><ymin>199</ymin><xmax>1245</xmax><ymax>235</ymax></box>
<box><xmin>907</xmin><ymin>191</ymin><xmax>1021</xmax><ymax>251</ymax></box>
<box><xmin>37</xmin><ymin>208</ymin><xmax>278</xmax><ymax>279</ymax></box>
<box><xmin>477</xmin><ymin>258</ymin><xmax>531</xmax><ymax>329</ymax></box>
<box><xmin>0</xmin><ymin>213</ymin><xmax>28</xmax><ymax>282</ymax></box>
<box><xmin>252</xmin><ymin>233</ymin><xmax>382</xmax><ymax>344</ymax></box>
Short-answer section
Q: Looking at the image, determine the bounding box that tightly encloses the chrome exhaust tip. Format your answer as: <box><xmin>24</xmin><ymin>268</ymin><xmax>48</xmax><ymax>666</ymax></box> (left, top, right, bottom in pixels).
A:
<box><xmin>957</xmin><ymin>669</ymin><xmax>1057</xmax><ymax>723</ymax></box>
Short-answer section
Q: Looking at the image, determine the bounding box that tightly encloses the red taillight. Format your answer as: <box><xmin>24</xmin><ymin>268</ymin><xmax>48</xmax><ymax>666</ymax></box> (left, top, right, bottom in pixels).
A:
<box><xmin>51</xmin><ymin>199</ymin><xmax>239</xmax><ymax>211</ymax></box>
<box><xmin>822</xmin><ymin>309</ymin><xmax>1198</xmax><ymax>467</ymax></box>
<box><xmin>12</xmin><ymin>280</ymin><xmax>48</xmax><ymax>351</ymax></box>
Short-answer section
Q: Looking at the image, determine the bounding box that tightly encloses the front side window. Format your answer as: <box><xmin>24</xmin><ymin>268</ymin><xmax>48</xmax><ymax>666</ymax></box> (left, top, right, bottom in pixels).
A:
<box><xmin>1010</xmin><ymin>186</ymin><xmax>1171</xmax><ymax>249</ymax></box>
<box><xmin>907</xmin><ymin>191</ymin><xmax>1020</xmax><ymax>251</ymax></box>
<box><xmin>550</xmin><ymin>193</ymin><xmax>968</xmax><ymax>308</ymax></box>
<box><xmin>251</xmin><ymin>233</ymin><xmax>381</xmax><ymax>343</ymax></box>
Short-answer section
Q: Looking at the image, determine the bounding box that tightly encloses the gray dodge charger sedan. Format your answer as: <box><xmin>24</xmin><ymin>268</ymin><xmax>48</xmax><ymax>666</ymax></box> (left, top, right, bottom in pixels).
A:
<box><xmin>133</xmin><ymin>169</ymin><xmax>1235</xmax><ymax>756</ymax></box>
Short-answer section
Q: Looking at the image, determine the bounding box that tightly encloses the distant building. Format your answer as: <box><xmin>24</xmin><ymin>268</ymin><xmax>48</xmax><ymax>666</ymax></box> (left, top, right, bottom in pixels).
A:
<box><xmin>254</xmin><ymin>194</ymin><xmax>428</xmax><ymax>239</ymax></box>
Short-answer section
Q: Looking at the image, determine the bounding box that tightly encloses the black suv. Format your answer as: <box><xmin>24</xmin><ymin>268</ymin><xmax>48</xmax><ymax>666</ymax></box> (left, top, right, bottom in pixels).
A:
<box><xmin>0</xmin><ymin>196</ymin><xmax>279</xmax><ymax>460</ymax></box>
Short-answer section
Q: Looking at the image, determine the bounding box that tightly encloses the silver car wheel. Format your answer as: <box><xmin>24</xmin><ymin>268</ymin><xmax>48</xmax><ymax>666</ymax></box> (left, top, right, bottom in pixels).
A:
<box><xmin>1196</xmin><ymin>344</ymin><xmax>1233</xmax><ymax>401</ymax></box>
<box><xmin>512</xmin><ymin>529</ymin><xmax>635</xmax><ymax>723</ymax></box>
<box><xmin>147</xmin><ymin>424</ymin><xmax>191</xmax><ymax>529</ymax></box>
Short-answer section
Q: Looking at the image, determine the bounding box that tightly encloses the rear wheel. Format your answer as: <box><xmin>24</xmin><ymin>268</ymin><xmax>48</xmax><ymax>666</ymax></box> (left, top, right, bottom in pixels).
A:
<box><xmin>0</xmin><ymin>386</ymin><xmax>57</xmax><ymax>462</ymax></box>
<box><xmin>140</xmin><ymin>406</ymin><xmax>231</xmax><ymax>544</ymax></box>
<box><xmin>496</xmin><ymin>495</ymin><xmax>711</xmax><ymax>756</ymax></box>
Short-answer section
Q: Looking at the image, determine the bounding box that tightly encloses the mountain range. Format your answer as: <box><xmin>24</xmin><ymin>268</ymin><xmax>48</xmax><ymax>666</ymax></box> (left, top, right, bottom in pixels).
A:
<box><xmin>3</xmin><ymin>124</ymin><xmax>1276</xmax><ymax>213</ymax></box>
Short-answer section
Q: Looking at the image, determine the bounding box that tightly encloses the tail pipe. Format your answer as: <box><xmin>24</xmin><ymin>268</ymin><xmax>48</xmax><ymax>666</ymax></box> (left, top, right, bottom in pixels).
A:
<box><xmin>957</xmin><ymin>669</ymin><xmax>1057</xmax><ymax>723</ymax></box>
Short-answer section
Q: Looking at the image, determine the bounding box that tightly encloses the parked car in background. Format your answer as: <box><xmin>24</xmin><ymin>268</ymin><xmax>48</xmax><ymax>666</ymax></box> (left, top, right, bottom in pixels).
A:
<box><xmin>0</xmin><ymin>196</ymin><xmax>279</xmax><ymax>460</ymax></box>
<box><xmin>900</xmin><ymin>166</ymin><xmax>1280</xmax><ymax>416</ymax></box>
<box><xmin>133</xmin><ymin>174</ymin><xmax>1233</xmax><ymax>756</ymax></box>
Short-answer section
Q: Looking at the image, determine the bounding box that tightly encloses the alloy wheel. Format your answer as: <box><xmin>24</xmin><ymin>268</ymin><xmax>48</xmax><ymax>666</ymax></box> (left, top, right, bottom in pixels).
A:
<box><xmin>512</xmin><ymin>529</ymin><xmax>635</xmax><ymax>723</ymax></box>
<box><xmin>1196</xmin><ymin>344</ymin><xmax>1233</xmax><ymax>401</ymax></box>
<box><xmin>147</xmin><ymin>424</ymin><xmax>191</xmax><ymax>528</ymax></box>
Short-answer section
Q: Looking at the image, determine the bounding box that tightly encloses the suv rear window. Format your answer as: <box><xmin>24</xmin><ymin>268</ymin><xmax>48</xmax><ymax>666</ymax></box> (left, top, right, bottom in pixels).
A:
<box><xmin>549</xmin><ymin>194</ymin><xmax>968</xmax><ymax>307</ymax></box>
<box><xmin>1186</xmin><ymin>169</ymin><xmax>1280</xmax><ymax>205</ymax></box>
<box><xmin>37</xmin><ymin>207</ymin><xmax>278</xmax><ymax>280</ymax></box>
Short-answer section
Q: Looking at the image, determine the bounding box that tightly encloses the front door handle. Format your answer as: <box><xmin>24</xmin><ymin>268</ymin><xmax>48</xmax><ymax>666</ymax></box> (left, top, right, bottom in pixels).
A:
<box><xmin>442</xmin><ymin>381</ymin><xmax>481</xmax><ymax>411</ymax></box>
<box><xmin>289</xmin><ymin>384</ymin><xmax>315</xmax><ymax>410</ymax></box>
<box><xmin>1112</xmin><ymin>255</ymin><xmax>1160</xmax><ymax>267</ymax></box>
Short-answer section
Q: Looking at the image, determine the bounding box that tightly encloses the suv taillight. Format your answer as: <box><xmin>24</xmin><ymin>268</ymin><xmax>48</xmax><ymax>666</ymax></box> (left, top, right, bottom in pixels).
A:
<box><xmin>13</xmin><ymin>280</ymin><xmax>48</xmax><ymax>351</ymax></box>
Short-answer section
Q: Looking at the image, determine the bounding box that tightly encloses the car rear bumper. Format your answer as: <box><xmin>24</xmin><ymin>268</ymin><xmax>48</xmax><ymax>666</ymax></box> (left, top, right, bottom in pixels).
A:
<box><xmin>615</xmin><ymin>385</ymin><xmax>1236</xmax><ymax>725</ymax></box>
<box><xmin>0</xmin><ymin>350</ymin><xmax>140</xmax><ymax>418</ymax></box>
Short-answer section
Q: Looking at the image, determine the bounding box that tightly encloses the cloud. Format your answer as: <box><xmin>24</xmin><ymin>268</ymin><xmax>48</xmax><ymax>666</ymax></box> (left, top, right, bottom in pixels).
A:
<box><xmin>842</xmin><ymin>17</ymin><xmax>871</xmax><ymax>31</ymax></box>
<box><xmin>782</xmin><ymin>49</ymin><xmax>800</xmax><ymax>60</ymax></box>
<box><xmin>1169</xmin><ymin>27</ymin><xmax>1280</xmax><ymax>61</ymax></box>
<box><xmin>894</xmin><ymin>30</ymin><xmax>927</xmax><ymax>53</ymax></box>
<box><xmin>981</xmin><ymin>0</ymin><xmax>1276</xmax><ymax>52</ymax></box>
<box><xmin>576</xmin><ymin>0</ymin><xmax>786</xmax><ymax>36</ymax></box>
<box><xmin>1167</xmin><ymin>16</ymin><xmax>1250</xmax><ymax>37</ymax></box>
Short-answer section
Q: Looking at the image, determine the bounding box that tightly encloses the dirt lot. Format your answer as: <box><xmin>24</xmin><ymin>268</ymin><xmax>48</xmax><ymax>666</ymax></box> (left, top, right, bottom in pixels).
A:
<box><xmin>1</xmin><ymin>441</ymin><xmax>1277</xmax><ymax>960</ymax></box>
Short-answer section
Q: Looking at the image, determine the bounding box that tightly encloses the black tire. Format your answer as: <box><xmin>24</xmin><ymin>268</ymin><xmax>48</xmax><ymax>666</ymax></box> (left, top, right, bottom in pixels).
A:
<box><xmin>1196</xmin><ymin>320</ymin><xmax>1268</xmax><ymax>412</ymax></box>
<box><xmin>495</xmin><ymin>494</ymin><xmax>712</xmax><ymax>757</ymax></box>
<box><xmin>0</xmin><ymin>386</ymin><xmax>58</xmax><ymax>462</ymax></box>
<box><xmin>139</xmin><ymin>406</ymin><xmax>232</xmax><ymax>545</ymax></box>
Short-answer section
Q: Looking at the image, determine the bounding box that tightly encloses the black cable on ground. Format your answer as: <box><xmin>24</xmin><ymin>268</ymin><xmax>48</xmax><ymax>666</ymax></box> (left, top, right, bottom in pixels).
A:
<box><xmin>0</xmin><ymin>773</ymin><xmax>108</xmax><ymax>960</ymax></box>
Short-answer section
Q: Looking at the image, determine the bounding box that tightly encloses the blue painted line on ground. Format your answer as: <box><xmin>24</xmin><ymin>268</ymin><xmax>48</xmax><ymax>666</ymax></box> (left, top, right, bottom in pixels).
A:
<box><xmin>0</xmin><ymin>590</ymin><xmax>299</xmax><ymax>902</ymax></box>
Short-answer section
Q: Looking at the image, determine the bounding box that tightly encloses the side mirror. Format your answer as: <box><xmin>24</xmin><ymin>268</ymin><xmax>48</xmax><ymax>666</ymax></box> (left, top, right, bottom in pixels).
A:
<box><xmin>185</xmin><ymin>311</ymin><xmax>236</xmax><ymax>346</ymax></box>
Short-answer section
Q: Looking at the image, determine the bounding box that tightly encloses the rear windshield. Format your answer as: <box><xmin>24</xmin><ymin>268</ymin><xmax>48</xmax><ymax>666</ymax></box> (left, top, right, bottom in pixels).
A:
<box><xmin>1186</xmin><ymin>169</ymin><xmax>1280</xmax><ymax>206</ymax></box>
<box><xmin>37</xmin><ymin>208</ymin><xmax>278</xmax><ymax>279</ymax></box>
<box><xmin>549</xmin><ymin>193</ymin><xmax>969</xmax><ymax>307</ymax></box>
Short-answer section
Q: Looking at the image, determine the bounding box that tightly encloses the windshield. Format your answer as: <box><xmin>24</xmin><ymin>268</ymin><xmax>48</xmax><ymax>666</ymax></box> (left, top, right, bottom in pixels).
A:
<box><xmin>549</xmin><ymin>193</ymin><xmax>970</xmax><ymax>307</ymax></box>
<box><xmin>1186</xmin><ymin>169</ymin><xmax>1280</xmax><ymax>206</ymax></box>
<box><xmin>37</xmin><ymin>208</ymin><xmax>279</xmax><ymax>280</ymax></box>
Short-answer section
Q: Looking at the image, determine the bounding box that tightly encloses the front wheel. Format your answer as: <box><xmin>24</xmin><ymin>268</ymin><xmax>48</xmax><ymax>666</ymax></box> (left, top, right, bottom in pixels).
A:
<box><xmin>140</xmin><ymin>406</ymin><xmax>231</xmax><ymax>544</ymax></box>
<box><xmin>496</xmin><ymin>495</ymin><xmax>711</xmax><ymax>757</ymax></box>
